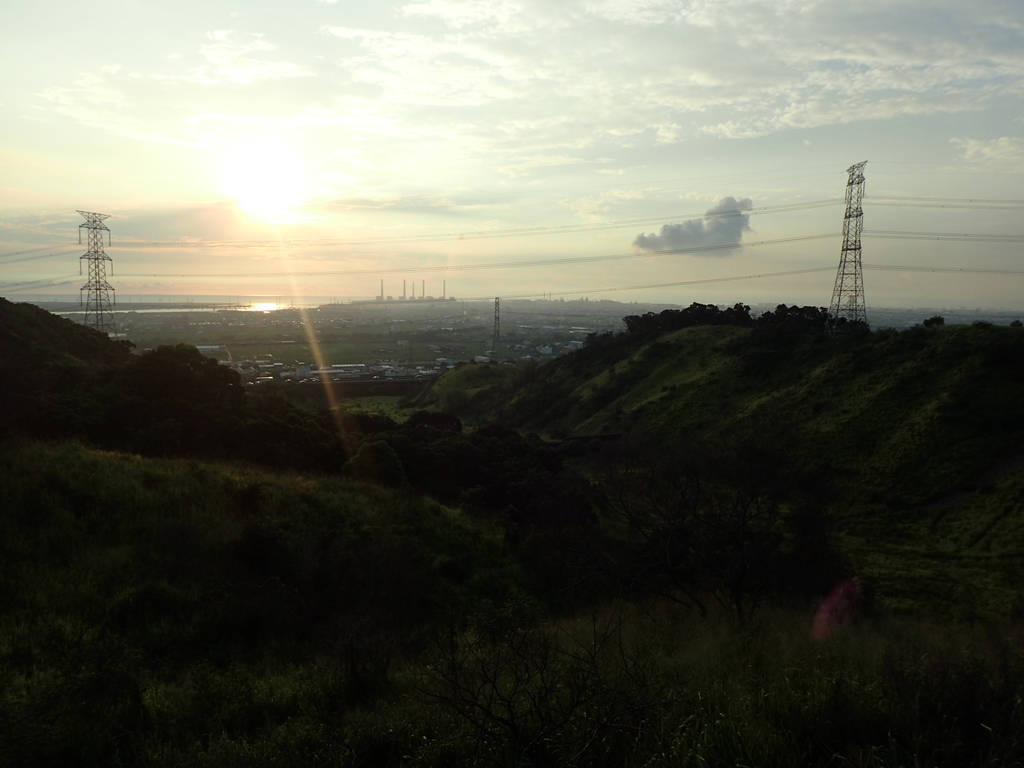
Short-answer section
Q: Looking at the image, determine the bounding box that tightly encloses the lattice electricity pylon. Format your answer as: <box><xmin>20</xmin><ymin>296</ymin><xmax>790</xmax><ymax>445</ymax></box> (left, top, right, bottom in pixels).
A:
<box><xmin>492</xmin><ymin>297</ymin><xmax>500</xmax><ymax>354</ymax></box>
<box><xmin>78</xmin><ymin>210</ymin><xmax>117</xmax><ymax>334</ymax></box>
<box><xmin>828</xmin><ymin>161</ymin><xmax>868</xmax><ymax>332</ymax></box>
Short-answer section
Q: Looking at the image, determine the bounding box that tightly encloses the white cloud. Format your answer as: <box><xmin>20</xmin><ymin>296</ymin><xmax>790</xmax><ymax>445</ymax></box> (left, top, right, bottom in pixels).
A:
<box><xmin>633</xmin><ymin>197</ymin><xmax>753</xmax><ymax>254</ymax></box>
<box><xmin>37</xmin><ymin>71</ymin><xmax>202</xmax><ymax>145</ymax></box>
<box><xmin>34</xmin><ymin>31</ymin><xmax>322</xmax><ymax>146</ymax></box>
<box><xmin>497</xmin><ymin>154</ymin><xmax>592</xmax><ymax>178</ymax></box>
<box><xmin>158</xmin><ymin>31</ymin><xmax>313</xmax><ymax>85</ymax></box>
<box><xmin>321</xmin><ymin>25</ymin><xmax>527</xmax><ymax>107</ymax></box>
<box><xmin>316</xmin><ymin>193</ymin><xmax>456</xmax><ymax>211</ymax></box>
<box><xmin>318</xmin><ymin>0</ymin><xmax>1024</xmax><ymax>160</ymax></box>
<box><xmin>25</xmin><ymin>0</ymin><xmax>1024</xmax><ymax>210</ymax></box>
<box><xmin>401</xmin><ymin>0</ymin><xmax>526</xmax><ymax>29</ymax></box>
<box><xmin>952</xmin><ymin>136</ymin><xmax>1024</xmax><ymax>169</ymax></box>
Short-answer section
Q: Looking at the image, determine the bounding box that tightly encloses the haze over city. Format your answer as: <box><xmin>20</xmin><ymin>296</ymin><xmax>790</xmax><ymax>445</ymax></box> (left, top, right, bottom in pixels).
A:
<box><xmin>3</xmin><ymin>0</ymin><xmax>1023</xmax><ymax>309</ymax></box>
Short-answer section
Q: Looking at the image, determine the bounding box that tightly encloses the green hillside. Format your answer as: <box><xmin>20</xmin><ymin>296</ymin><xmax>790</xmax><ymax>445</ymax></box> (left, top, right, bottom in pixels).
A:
<box><xmin>3</xmin><ymin>438</ymin><xmax>1022</xmax><ymax>767</ymax></box>
<box><xmin>499</xmin><ymin>319</ymin><xmax>1024</xmax><ymax>501</ymax></box>
<box><xmin>411</xmin><ymin>359</ymin><xmax>519</xmax><ymax>419</ymax></box>
<box><xmin>424</xmin><ymin>315</ymin><xmax>1024</xmax><ymax>617</ymax></box>
<box><xmin>0</xmin><ymin>438</ymin><xmax>527</xmax><ymax>766</ymax></box>
<box><xmin>3</xmin><ymin>299</ymin><xmax>1024</xmax><ymax>766</ymax></box>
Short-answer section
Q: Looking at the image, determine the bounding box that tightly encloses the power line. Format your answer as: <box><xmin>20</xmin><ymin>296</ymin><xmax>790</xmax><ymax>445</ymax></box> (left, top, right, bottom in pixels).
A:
<box><xmin>9</xmin><ymin>194</ymin><xmax>1020</xmax><ymax>260</ymax></box>
<box><xmin>867</xmin><ymin>201</ymin><xmax>1024</xmax><ymax>211</ymax></box>
<box><xmin>114</xmin><ymin>225</ymin><xmax>1024</xmax><ymax>281</ymax></box>
<box><xmin>865</xmin><ymin>231</ymin><xmax>1024</xmax><ymax>243</ymax></box>
<box><xmin>17</xmin><ymin>195</ymin><xmax>1011</xmax><ymax>260</ymax></box>
<box><xmin>118</xmin><ymin>233</ymin><xmax>841</xmax><ymax>279</ymax></box>
<box><xmin>0</xmin><ymin>275</ymin><xmax>80</xmax><ymax>292</ymax></box>
<box><xmin>867</xmin><ymin>195</ymin><xmax>1024</xmax><ymax>205</ymax></box>
<box><xmin>121</xmin><ymin>199</ymin><xmax>845</xmax><ymax>250</ymax></box>
<box><xmin>10</xmin><ymin>259</ymin><xmax>1024</xmax><ymax>303</ymax></box>
<box><xmin>0</xmin><ymin>249</ymin><xmax>82</xmax><ymax>266</ymax></box>
<box><xmin>866</xmin><ymin>264</ymin><xmax>1024</xmax><ymax>275</ymax></box>
<box><xmin>473</xmin><ymin>260</ymin><xmax>1024</xmax><ymax>302</ymax></box>
<box><xmin>0</xmin><ymin>244</ymin><xmax>78</xmax><ymax>260</ymax></box>
<box><xmin>491</xmin><ymin>267</ymin><xmax>838</xmax><ymax>301</ymax></box>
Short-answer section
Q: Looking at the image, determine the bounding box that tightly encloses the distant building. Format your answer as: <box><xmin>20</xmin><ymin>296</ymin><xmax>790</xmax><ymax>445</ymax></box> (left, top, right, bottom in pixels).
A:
<box><xmin>196</xmin><ymin>344</ymin><xmax>233</xmax><ymax>365</ymax></box>
<box><xmin>326</xmin><ymin>363</ymin><xmax>369</xmax><ymax>378</ymax></box>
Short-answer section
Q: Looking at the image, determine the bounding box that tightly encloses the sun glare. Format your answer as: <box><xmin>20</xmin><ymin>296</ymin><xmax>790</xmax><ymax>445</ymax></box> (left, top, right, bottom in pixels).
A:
<box><xmin>249</xmin><ymin>302</ymin><xmax>281</xmax><ymax>312</ymax></box>
<box><xmin>221</xmin><ymin>142</ymin><xmax>309</xmax><ymax>220</ymax></box>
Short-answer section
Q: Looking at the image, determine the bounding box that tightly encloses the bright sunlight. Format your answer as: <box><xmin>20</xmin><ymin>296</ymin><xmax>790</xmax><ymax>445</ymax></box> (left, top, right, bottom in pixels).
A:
<box><xmin>220</xmin><ymin>142</ymin><xmax>309</xmax><ymax>220</ymax></box>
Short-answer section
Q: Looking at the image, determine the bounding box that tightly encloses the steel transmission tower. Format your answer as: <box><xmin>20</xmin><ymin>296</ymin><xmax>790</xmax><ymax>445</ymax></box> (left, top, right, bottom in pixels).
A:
<box><xmin>828</xmin><ymin>161</ymin><xmax>868</xmax><ymax>330</ymax></box>
<box><xmin>492</xmin><ymin>297</ymin><xmax>500</xmax><ymax>354</ymax></box>
<box><xmin>78</xmin><ymin>210</ymin><xmax>117</xmax><ymax>334</ymax></box>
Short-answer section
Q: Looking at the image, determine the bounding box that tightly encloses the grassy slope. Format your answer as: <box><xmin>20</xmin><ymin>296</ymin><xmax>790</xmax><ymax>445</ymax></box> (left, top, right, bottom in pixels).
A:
<box><xmin>2</xmin><ymin>302</ymin><xmax>1024</xmax><ymax>764</ymax></box>
<box><xmin>0</xmin><ymin>297</ymin><xmax>128</xmax><ymax>366</ymax></box>
<box><xmin>496</xmin><ymin>323</ymin><xmax>1024</xmax><ymax>617</ymax></box>
<box><xmin>0</xmin><ymin>438</ymin><xmax>519</xmax><ymax>672</ymax></box>
<box><xmin>0</xmin><ymin>438</ymin><xmax>524</xmax><ymax>765</ymax></box>
<box><xmin>412</xmin><ymin>361</ymin><xmax>518</xmax><ymax>422</ymax></box>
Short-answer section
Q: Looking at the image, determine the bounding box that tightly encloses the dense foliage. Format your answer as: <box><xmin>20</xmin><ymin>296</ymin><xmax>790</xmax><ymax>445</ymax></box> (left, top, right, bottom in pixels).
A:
<box><xmin>2</xmin><ymin>297</ymin><xmax>1023</xmax><ymax>766</ymax></box>
<box><xmin>2</xmin><ymin>440</ymin><xmax>1022</xmax><ymax>767</ymax></box>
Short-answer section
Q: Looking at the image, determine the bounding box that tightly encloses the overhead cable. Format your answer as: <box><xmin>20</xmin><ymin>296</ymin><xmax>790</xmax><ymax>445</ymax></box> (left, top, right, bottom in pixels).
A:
<box><xmin>0</xmin><ymin>249</ymin><xmax>82</xmax><ymax>266</ymax></box>
<box><xmin>864</xmin><ymin>230</ymin><xmax>1024</xmax><ymax>242</ymax></box>
<box><xmin>117</xmin><ymin>233</ymin><xmax>841</xmax><ymax>279</ymax></box>
<box><xmin>475</xmin><ymin>261</ymin><xmax>1024</xmax><ymax>301</ymax></box>
<box><xmin>0</xmin><ymin>275</ymin><xmax>80</xmax><ymax>292</ymax></box>
<box><xmin>119</xmin><ymin>200</ymin><xmax>845</xmax><ymax>250</ymax></box>
<box><xmin>0</xmin><ymin>244</ymin><xmax>78</xmax><ymax>260</ymax></box>
<box><xmin>481</xmin><ymin>267</ymin><xmax>839</xmax><ymax>301</ymax></box>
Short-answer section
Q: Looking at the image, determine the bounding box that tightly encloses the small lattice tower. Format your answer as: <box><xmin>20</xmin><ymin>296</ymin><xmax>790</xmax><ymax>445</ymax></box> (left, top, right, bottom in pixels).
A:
<box><xmin>492</xmin><ymin>297</ymin><xmax>500</xmax><ymax>355</ymax></box>
<box><xmin>828</xmin><ymin>162</ymin><xmax>868</xmax><ymax>331</ymax></box>
<box><xmin>78</xmin><ymin>211</ymin><xmax>116</xmax><ymax>334</ymax></box>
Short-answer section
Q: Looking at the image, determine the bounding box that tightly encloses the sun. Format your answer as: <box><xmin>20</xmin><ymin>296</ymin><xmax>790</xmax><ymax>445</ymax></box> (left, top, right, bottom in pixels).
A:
<box><xmin>220</xmin><ymin>142</ymin><xmax>309</xmax><ymax>220</ymax></box>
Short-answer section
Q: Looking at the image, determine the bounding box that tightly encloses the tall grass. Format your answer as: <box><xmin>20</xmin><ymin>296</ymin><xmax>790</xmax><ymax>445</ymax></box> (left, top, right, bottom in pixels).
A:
<box><xmin>1</xmin><ymin>439</ymin><xmax>1022</xmax><ymax>766</ymax></box>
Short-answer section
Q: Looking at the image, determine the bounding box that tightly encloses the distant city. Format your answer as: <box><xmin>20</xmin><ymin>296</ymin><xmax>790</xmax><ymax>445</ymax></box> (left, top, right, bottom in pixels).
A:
<box><xmin>22</xmin><ymin>294</ymin><xmax>1024</xmax><ymax>330</ymax></box>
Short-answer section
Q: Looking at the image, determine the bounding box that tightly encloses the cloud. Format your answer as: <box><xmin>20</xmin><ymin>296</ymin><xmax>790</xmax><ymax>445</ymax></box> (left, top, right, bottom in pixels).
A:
<box><xmin>157</xmin><ymin>31</ymin><xmax>314</xmax><ymax>85</ymax></box>
<box><xmin>37</xmin><ymin>71</ymin><xmax>203</xmax><ymax>146</ymax></box>
<box><xmin>315</xmin><ymin>193</ymin><xmax>456</xmax><ymax>212</ymax></box>
<box><xmin>24</xmin><ymin>0</ymin><xmax>1024</xmax><ymax>213</ymax></box>
<box><xmin>497</xmin><ymin>154</ymin><xmax>592</xmax><ymax>178</ymax></box>
<box><xmin>401</xmin><ymin>0</ymin><xmax>526</xmax><ymax>30</ymax></box>
<box><xmin>560</xmin><ymin>186</ymin><xmax>677</xmax><ymax>221</ymax></box>
<box><xmin>318</xmin><ymin>0</ymin><xmax>1024</xmax><ymax>164</ymax></box>
<box><xmin>952</xmin><ymin>136</ymin><xmax>1024</xmax><ymax>169</ymax></box>
<box><xmin>632</xmin><ymin>197</ymin><xmax>753</xmax><ymax>254</ymax></box>
<box><xmin>35</xmin><ymin>31</ymin><xmax>318</xmax><ymax>146</ymax></box>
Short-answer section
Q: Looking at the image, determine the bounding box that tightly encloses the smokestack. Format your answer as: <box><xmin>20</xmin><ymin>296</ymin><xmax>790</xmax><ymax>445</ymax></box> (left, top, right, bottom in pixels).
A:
<box><xmin>443</xmin><ymin>280</ymin><xmax>446</xmax><ymax>300</ymax></box>
<box><xmin>380</xmin><ymin>279</ymin><xmax>384</xmax><ymax>299</ymax></box>
<box><xmin>412</xmin><ymin>281</ymin><xmax>416</xmax><ymax>300</ymax></box>
<box><xmin>422</xmin><ymin>279</ymin><xmax>425</xmax><ymax>299</ymax></box>
<box><xmin>403</xmin><ymin>279</ymin><xmax>406</xmax><ymax>299</ymax></box>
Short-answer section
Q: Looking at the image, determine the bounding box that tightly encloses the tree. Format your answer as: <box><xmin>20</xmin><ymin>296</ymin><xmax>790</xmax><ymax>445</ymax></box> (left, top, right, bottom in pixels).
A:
<box><xmin>756</xmin><ymin>304</ymin><xmax>831</xmax><ymax>333</ymax></box>
<box><xmin>419</xmin><ymin>600</ymin><xmax>666</xmax><ymax>766</ymax></box>
<box><xmin>343</xmin><ymin>439</ymin><xmax>407</xmax><ymax>487</ymax></box>
<box><xmin>115</xmin><ymin>344</ymin><xmax>242</xmax><ymax>407</ymax></box>
<box><xmin>106</xmin><ymin>344</ymin><xmax>244</xmax><ymax>455</ymax></box>
<box><xmin>585</xmin><ymin>433</ymin><xmax>786</xmax><ymax>624</ymax></box>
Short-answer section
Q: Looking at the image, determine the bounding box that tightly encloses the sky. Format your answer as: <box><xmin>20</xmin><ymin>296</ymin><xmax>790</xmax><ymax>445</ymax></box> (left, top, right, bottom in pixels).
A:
<box><xmin>2</xmin><ymin>0</ymin><xmax>1023</xmax><ymax>309</ymax></box>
